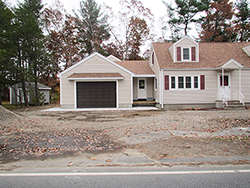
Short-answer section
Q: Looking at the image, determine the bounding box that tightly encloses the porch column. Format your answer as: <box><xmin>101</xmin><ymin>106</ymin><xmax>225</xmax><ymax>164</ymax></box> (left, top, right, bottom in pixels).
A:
<box><xmin>222</xmin><ymin>68</ymin><xmax>224</xmax><ymax>86</ymax></box>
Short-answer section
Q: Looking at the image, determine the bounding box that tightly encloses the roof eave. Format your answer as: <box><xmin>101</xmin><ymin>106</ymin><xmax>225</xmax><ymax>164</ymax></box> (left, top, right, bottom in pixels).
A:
<box><xmin>133</xmin><ymin>74</ymin><xmax>155</xmax><ymax>77</ymax></box>
<box><xmin>68</xmin><ymin>77</ymin><xmax>124</xmax><ymax>81</ymax></box>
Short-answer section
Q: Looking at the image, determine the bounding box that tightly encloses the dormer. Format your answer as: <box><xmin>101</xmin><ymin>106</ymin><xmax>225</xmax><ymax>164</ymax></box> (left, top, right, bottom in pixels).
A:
<box><xmin>169</xmin><ymin>36</ymin><xmax>199</xmax><ymax>63</ymax></box>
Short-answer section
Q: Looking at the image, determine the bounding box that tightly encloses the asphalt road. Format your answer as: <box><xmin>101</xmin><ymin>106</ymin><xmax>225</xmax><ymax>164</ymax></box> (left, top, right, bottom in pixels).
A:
<box><xmin>1</xmin><ymin>165</ymin><xmax>250</xmax><ymax>188</ymax></box>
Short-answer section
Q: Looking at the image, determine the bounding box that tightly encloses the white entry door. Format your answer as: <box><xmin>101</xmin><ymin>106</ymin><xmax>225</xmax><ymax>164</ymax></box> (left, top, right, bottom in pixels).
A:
<box><xmin>138</xmin><ymin>78</ymin><xmax>147</xmax><ymax>99</ymax></box>
<box><xmin>218</xmin><ymin>74</ymin><xmax>231</xmax><ymax>100</ymax></box>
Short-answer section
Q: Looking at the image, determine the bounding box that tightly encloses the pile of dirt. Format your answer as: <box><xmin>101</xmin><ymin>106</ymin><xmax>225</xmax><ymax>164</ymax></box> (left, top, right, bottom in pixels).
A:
<box><xmin>0</xmin><ymin>105</ymin><xmax>21</xmax><ymax>121</ymax></box>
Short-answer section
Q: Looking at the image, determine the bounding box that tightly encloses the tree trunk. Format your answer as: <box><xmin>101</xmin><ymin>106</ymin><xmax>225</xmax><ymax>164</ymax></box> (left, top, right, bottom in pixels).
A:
<box><xmin>21</xmin><ymin>79</ymin><xmax>29</xmax><ymax>107</ymax></box>
<box><xmin>34</xmin><ymin>65</ymin><xmax>39</xmax><ymax>106</ymax></box>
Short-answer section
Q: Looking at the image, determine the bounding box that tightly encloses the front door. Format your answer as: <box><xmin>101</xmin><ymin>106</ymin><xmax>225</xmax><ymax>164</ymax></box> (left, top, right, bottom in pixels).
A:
<box><xmin>218</xmin><ymin>74</ymin><xmax>231</xmax><ymax>100</ymax></box>
<box><xmin>138</xmin><ymin>78</ymin><xmax>147</xmax><ymax>99</ymax></box>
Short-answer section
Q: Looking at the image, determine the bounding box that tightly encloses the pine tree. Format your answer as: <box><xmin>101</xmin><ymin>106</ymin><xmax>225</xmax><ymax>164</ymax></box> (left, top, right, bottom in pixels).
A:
<box><xmin>200</xmin><ymin>0</ymin><xmax>237</xmax><ymax>42</ymax></box>
<box><xmin>14</xmin><ymin>0</ymin><xmax>46</xmax><ymax>106</ymax></box>
<box><xmin>76</xmin><ymin>0</ymin><xmax>110</xmax><ymax>55</ymax></box>
<box><xmin>235</xmin><ymin>0</ymin><xmax>250</xmax><ymax>42</ymax></box>
<box><xmin>164</xmin><ymin>0</ymin><xmax>210</xmax><ymax>41</ymax></box>
<box><xmin>0</xmin><ymin>0</ymin><xmax>16</xmax><ymax>105</ymax></box>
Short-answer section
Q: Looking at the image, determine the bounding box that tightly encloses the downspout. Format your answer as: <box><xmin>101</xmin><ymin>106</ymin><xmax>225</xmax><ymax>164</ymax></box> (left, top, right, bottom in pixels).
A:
<box><xmin>161</xmin><ymin>69</ymin><xmax>164</xmax><ymax>109</ymax></box>
<box><xmin>239</xmin><ymin>68</ymin><xmax>241</xmax><ymax>93</ymax></box>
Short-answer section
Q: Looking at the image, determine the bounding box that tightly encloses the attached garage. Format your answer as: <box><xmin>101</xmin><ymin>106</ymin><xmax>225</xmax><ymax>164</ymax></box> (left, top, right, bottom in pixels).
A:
<box><xmin>59</xmin><ymin>53</ymin><xmax>134</xmax><ymax>109</ymax></box>
<box><xmin>77</xmin><ymin>82</ymin><xmax>116</xmax><ymax>108</ymax></box>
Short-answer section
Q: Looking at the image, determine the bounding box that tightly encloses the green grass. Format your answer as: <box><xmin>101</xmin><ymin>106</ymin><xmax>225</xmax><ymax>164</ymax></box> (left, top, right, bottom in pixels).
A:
<box><xmin>2</xmin><ymin>101</ymin><xmax>22</xmax><ymax>110</ymax></box>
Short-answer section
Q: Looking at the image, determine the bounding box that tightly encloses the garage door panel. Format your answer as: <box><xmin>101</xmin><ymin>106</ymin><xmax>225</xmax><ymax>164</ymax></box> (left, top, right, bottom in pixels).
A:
<box><xmin>77</xmin><ymin>82</ymin><xmax>116</xmax><ymax>108</ymax></box>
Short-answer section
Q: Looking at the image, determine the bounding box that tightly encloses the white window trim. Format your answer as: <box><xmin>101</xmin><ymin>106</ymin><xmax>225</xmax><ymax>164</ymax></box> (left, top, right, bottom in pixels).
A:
<box><xmin>177</xmin><ymin>75</ymin><xmax>185</xmax><ymax>90</ymax></box>
<box><xmin>170</xmin><ymin>76</ymin><xmax>176</xmax><ymax>89</ymax></box>
<box><xmin>193</xmin><ymin>75</ymin><xmax>200</xmax><ymax>90</ymax></box>
<box><xmin>176</xmin><ymin>46</ymin><xmax>197</xmax><ymax>62</ymax></box>
<box><xmin>182</xmin><ymin>47</ymin><xmax>190</xmax><ymax>61</ymax></box>
<box><xmin>185</xmin><ymin>75</ymin><xmax>192</xmax><ymax>90</ymax></box>
<box><xmin>169</xmin><ymin>75</ymin><xmax>201</xmax><ymax>90</ymax></box>
<box><xmin>217</xmin><ymin>73</ymin><xmax>231</xmax><ymax>87</ymax></box>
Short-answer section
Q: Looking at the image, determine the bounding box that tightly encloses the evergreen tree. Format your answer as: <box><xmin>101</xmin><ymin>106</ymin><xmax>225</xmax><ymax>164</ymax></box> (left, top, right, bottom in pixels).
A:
<box><xmin>235</xmin><ymin>0</ymin><xmax>250</xmax><ymax>42</ymax></box>
<box><xmin>0</xmin><ymin>0</ymin><xmax>16</xmax><ymax>105</ymax></box>
<box><xmin>76</xmin><ymin>0</ymin><xmax>110</xmax><ymax>55</ymax></box>
<box><xmin>14</xmin><ymin>0</ymin><xmax>46</xmax><ymax>106</ymax></box>
<box><xmin>200</xmin><ymin>0</ymin><xmax>237</xmax><ymax>42</ymax></box>
<box><xmin>164</xmin><ymin>0</ymin><xmax>210</xmax><ymax>41</ymax></box>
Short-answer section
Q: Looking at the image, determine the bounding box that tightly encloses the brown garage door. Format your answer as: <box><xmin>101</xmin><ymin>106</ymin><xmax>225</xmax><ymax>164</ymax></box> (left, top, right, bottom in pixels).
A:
<box><xmin>77</xmin><ymin>82</ymin><xmax>116</xmax><ymax>108</ymax></box>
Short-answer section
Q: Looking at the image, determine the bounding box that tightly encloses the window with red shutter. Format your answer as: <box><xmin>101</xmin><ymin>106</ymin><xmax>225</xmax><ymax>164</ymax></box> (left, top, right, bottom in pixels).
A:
<box><xmin>191</xmin><ymin>47</ymin><xmax>196</xmax><ymax>61</ymax></box>
<box><xmin>165</xmin><ymin>75</ymin><xmax>169</xmax><ymax>90</ymax></box>
<box><xmin>200</xmin><ymin>75</ymin><xmax>205</xmax><ymax>90</ymax></box>
<box><xmin>177</xmin><ymin>47</ymin><xmax>181</xmax><ymax>61</ymax></box>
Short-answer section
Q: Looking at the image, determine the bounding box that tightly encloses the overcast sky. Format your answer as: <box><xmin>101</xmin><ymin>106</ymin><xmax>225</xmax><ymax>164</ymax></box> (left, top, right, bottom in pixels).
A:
<box><xmin>6</xmin><ymin>0</ymin><xmax>200</xmax><ymax>42</ymax></box>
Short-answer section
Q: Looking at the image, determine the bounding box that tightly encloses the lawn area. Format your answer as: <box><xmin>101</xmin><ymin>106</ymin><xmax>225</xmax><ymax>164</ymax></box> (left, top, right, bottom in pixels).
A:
<box><xmin>1</xmin><ymin>101</ymin><xmax>22</xmax><ymax>110</ymax></box>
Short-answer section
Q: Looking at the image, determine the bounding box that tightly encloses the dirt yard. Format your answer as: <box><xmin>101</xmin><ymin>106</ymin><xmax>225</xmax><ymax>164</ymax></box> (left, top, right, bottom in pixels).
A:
<box><xmin>0</xmin><ymin>104</ymin><xmax>249</xmax><ymax>164</ymax></box>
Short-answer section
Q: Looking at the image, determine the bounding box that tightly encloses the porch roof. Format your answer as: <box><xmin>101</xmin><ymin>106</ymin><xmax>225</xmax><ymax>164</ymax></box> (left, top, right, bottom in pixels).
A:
<box><xmin>153</xmin><ymin>42</ymin><xmax>250</xmax><ymax>69</ymax></box>
<box><xmin>216</xmin><ymin>59</ymin><xmax>244</xmax><ymax>70</ymax></box>
<box><xmin>115</xmin><ymin>60</ymin><xmax>155</xmax><ymax>76</ymax></box>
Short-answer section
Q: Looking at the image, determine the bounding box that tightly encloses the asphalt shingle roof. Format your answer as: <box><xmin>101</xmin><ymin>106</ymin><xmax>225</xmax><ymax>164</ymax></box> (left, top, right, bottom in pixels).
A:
<box><xmin>115</xmin><ymin>60</ymin><xmax>155</xmax><ymax>75</ymax></box>
<box><xmin>153</xmin><ymin>42</ymin><xmax>250</xmax><ymax>69</ymax></box>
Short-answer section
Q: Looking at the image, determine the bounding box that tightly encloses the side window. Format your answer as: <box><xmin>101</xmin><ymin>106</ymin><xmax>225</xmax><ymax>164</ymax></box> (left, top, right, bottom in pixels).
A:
<box><xmin>171</xmin><ymin>76</ymin><xmax>175</xmax><ymax>89</ymax></box>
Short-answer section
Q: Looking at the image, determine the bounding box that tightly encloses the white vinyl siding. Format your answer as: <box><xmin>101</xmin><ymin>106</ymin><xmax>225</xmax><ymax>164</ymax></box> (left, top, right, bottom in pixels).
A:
<box><xmin>60</xmin><ymin>55</ymin><xmax>132</xmax><ymax>108</ymax></box>
<box><xmin>164</xmin><ymin>70</ymin><xmax>217</xmax><ymax>105</ymax></box>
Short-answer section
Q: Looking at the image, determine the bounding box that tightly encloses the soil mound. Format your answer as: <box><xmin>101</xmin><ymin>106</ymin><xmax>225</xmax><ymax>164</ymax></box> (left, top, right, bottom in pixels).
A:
<box><xmin>0</xmin><ymin>105</ymin><xmax>21</xmax><ymax>121</ymax></box>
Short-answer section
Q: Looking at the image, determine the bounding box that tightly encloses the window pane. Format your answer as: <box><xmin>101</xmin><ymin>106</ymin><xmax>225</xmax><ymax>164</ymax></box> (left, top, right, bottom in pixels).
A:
<box><xmin>171</xmin><ymin>76</ymin><xmax>175</xmax><ymax>89</ymax></box>
<box><xmin>186</xmin><ymin>76</ymin><xmax>191</xmax><ymax>88</ymax></box>
<box><xmin>139</xmin><ymin>80</ymin><xmax>145</xmax><ymax>89</ymax></box>
<box><xmin>178</xmin><ymin>76</ymin><xmax>184</xmax><ymax>88</ymax></box>
<box><xmin>183</xmin><ymin>48</ymin><xmax>189</xmax><ymax>60</ymax></box>
<box><xmin>155</xmin><ymin>78</ymin><xmax>157</xmax><ymax>89</ymax></box>
<box><xmin>194</xmin><ymin>76</ymin><xmax>198</xmax><ymax>88</ymax></box>
<box><xmin>220</xmin><ymin>75</ymin><xmax>229</xmax><ymax>86</ymax></box>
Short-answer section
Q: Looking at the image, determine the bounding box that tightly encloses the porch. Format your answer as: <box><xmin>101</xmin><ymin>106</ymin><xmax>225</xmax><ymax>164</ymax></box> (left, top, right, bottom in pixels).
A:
<box><xmin>133</xmin><ymin>77</ymin><xmax>156</xmax><ymax>107</ymax></box>
<box><xmin>216</xmin><ymin>59</ymin><xmax>245</xmax><ymax>109</ymax></box>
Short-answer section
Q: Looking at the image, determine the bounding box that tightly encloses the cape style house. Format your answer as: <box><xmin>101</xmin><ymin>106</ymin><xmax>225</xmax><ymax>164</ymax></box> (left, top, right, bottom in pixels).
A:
<box><xmin>59</xmin><ymin>36</ymin><xmax>250</xmax><ymax>110</ymax></box>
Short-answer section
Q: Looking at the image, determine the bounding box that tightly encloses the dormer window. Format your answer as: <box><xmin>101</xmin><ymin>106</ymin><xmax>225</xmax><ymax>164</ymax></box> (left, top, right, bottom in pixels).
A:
<box><xmin>176</xmin><ymin>46</ymin><xmax>196</xmax><ymax>62</ymax></box>
<box><xmin>183</xmin><ymin>48</ymin><xmax>190</xmax><ymax>60</ymax></box>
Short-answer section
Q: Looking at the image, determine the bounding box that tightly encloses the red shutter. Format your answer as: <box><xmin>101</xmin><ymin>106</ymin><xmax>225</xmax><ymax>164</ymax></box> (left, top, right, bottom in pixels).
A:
<box><xmin>177</xmin><ymin>47</ymin><xmax>181</xmax><ymax>61</ymax></box>
<box><xmin>191</xmin><ymin>47</ymin><xmax>196</xmax><ymax>61</ymax></box>
<box><xmin>200</xmin><ymin>75</ymin><xmax>205</xmax><ymax>90</ymax></box>
<box><xmin>165</xmin><ymin>75</ymin><xmax>169</xmax><ymax>90</ymax></box>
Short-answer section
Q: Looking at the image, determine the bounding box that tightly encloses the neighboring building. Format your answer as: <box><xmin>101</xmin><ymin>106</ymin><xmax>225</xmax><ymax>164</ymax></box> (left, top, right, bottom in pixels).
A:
<box><xmin>10</xmin><ymin>82</ymin><xmax>51</xmax><ymax>105</ymax></box>
<box><xmin>59</xmin><ymin>36</ymin><xmax>250</xmax><ymax>109</ymax></box>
